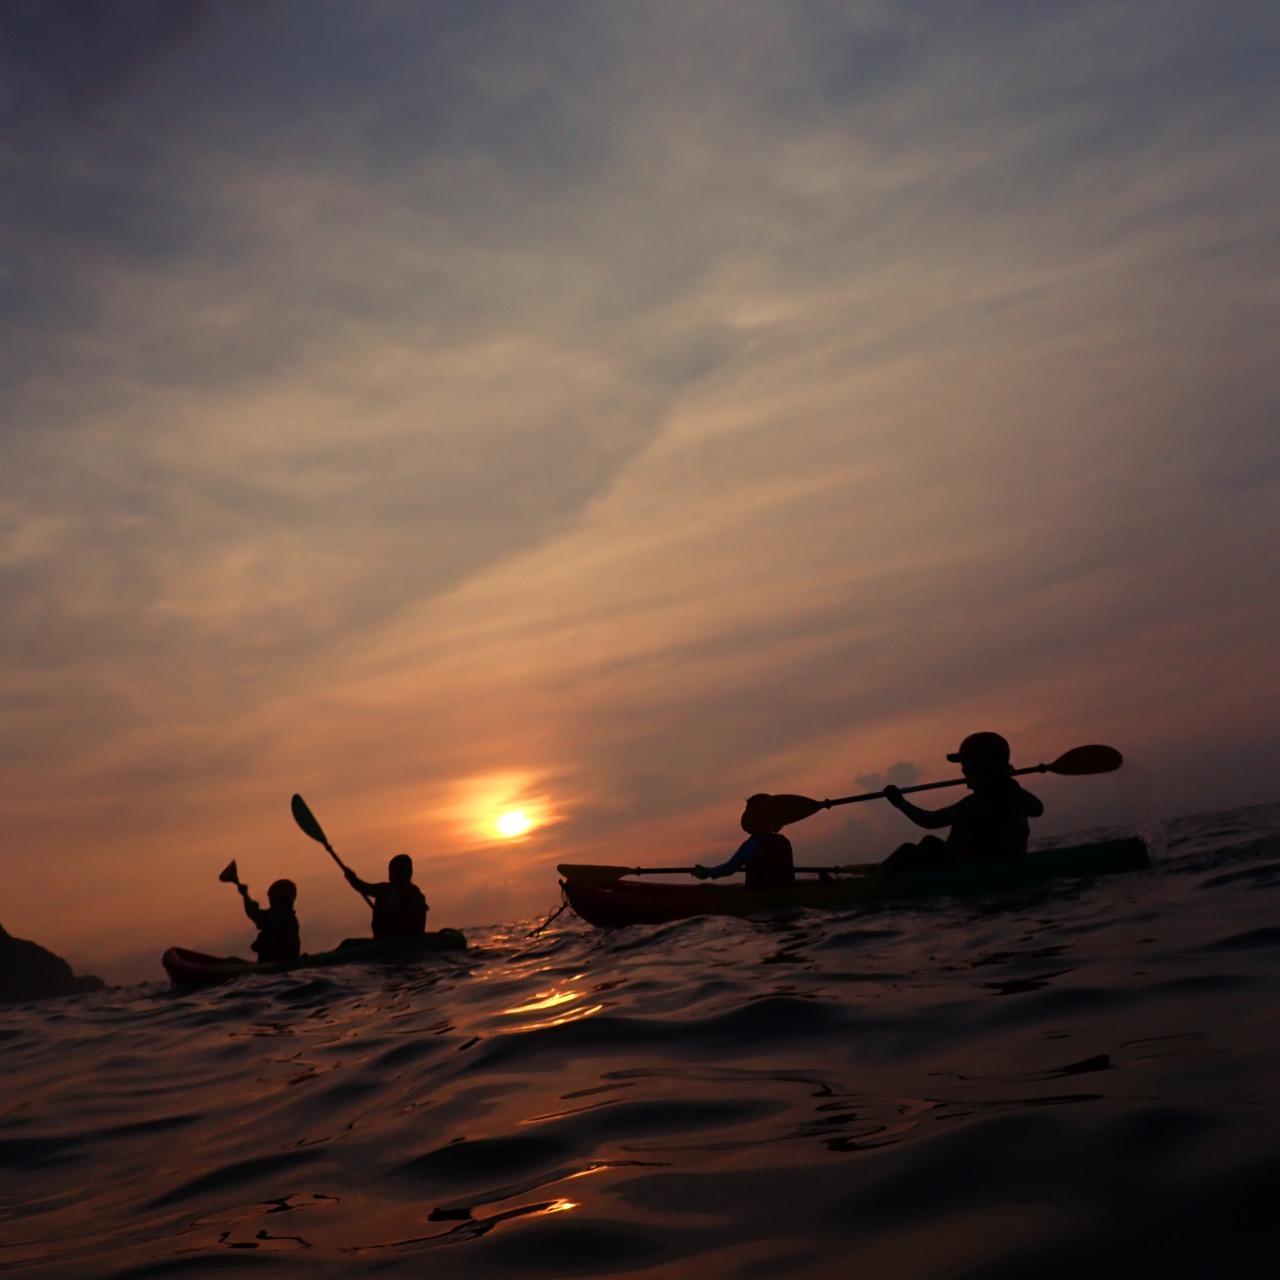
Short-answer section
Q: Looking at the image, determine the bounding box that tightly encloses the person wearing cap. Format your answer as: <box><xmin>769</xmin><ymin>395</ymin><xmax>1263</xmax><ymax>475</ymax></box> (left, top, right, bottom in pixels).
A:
<box><xmin>691</xmin><ymin>795</ymin><xmax>796</xmax><ymax>890</ymax></box>
<box><xmin>343</xmin><ymin>854</ymin><xmax>429</xmax><ymax>938</ymax></box>
<box><xmin>879</xmin><ymin>732</ymin><xmax>1045</xmax><ymax>873</ymax></box>
<box><xmin>237</xmin><ymin>878</ymin><xmax>301</xmax><ymax>964</ymax></box>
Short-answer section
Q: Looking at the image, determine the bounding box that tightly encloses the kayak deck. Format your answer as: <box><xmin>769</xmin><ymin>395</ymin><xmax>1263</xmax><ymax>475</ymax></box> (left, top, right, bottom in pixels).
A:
<box><xmin>562</xmin><ymin>837</ymin><xmax>1149</xmax><ymax>928</ymax></box>
<box><xmin>162</xmin><ymin>929</ymin><xmax>468</xmax><ymax>990</ymax></box>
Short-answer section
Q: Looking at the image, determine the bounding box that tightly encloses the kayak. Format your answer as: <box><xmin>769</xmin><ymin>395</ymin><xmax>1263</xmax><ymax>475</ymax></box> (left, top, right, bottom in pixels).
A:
<box><xmin>562</xmin><ymin>836</ymin><xmax>1149</xmax><ymax>928</ymax></box>
<box><xmin>162</xmin><ymin>929</ymin><xmax>468</xmax><ymax>990</ymax></box>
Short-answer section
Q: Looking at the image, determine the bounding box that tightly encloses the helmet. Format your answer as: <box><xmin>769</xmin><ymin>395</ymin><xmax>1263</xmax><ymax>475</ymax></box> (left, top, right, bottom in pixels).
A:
<box><xmin>267</xmin><ymin>879</ymin><xmax>297</xmax><ymax>906</ymax></box>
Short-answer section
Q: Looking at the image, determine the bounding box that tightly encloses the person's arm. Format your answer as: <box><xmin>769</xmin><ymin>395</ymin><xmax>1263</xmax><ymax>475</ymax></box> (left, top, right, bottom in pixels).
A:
<box><xmin>344</xmin><ymin>867</ymin><xmax>377</xmax><ymax>897</ymax></box>
<box><xmin>883</xmin><ymin>786</ymin><xmax>963</xmax><ymax>831</ymax></box>
<box><xmin>1023</xmin><ymin>789</ymin><xmax>1045</xmax><ymax>819</ymax></box>
<box><xmin>240</xmin><ymin>887</ymin><xmax>267</xmax><ymax>926</ymax></box>
<box><xmin>694</xmin><ymin>838</ymin><xmax>755</xmax><ymax>880</ymax></box>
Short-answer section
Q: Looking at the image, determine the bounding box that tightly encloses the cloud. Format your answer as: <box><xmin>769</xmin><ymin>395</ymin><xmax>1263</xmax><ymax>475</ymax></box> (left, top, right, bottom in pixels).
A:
<box><xmin>1</xmin><ymin>0</ymin><xmax>213</xmax><ymax>119</ymax></box>
<box><xmin>855</xmin><ymin>762</ymin><xmax>923</xmax><ymax>791</ymax></box>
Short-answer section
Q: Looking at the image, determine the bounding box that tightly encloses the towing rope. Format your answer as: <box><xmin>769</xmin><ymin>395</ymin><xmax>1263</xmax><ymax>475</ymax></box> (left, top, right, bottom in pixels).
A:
<box><xmin>527</xmin><ymin>884</ymin><xmax>571</xmax><ymax>937</ymax></box>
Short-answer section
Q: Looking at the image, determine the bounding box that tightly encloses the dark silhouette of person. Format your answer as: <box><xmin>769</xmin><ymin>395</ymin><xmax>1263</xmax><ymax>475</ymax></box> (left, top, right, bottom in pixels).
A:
<box><xmin>692</xmin><ymin>795</ymin><xmax>796</xmax><ymax>889</ymax></box>
<box><xmin>238</xmin><ymin>879</ymin><xmax>301</xmax><ymax>963</ymax></box>
<box><xmin>344</xmin><ymin>853</ymin><xmax>428</xmax><ymax>938</ymax></box>
<box><xmin>879</xmin><ymin>732</ymin><xmax>1044</xmax><ymax>873</ymax></box>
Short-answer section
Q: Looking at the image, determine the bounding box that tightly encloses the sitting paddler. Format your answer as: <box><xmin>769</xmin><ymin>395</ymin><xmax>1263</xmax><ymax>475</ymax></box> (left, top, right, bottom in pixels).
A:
<box><xmin>236</xmin><ymin>877</ymin><xmax>301</xmax><ymax>964</ymax></box>
<box><xmin>879</xmin><ymin>731</ymin><xmax>1044</xmax><ymax>873</ymax></box>
<box><xmin>692</xmin><ymin>795</ymin><xmax>796</xmax><ymax>890</ymax></box>
<box><xmin>343</xmin><ymin>853</ymin><xmax>429</xmax><ymax>938</ymax></box>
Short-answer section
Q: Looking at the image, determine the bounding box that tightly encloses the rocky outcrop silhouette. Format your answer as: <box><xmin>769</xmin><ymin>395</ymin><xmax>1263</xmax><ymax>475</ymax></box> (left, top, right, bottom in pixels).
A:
<box><xmin>0</xmin><ymin>923</ymin><xmax>105</xmax><ymax>1003</ymax></box>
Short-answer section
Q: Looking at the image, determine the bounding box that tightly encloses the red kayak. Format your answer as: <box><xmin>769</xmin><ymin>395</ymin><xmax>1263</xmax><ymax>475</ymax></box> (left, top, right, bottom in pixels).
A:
<box><xmin>162</xmin><ymin>930</ymin><xmax>468</xmax><ymax>989</ymax></box>
<box><xmin>562</xmin><ymin>837</ymin><xmax>1149</xmax><ymax>928</ymax></box>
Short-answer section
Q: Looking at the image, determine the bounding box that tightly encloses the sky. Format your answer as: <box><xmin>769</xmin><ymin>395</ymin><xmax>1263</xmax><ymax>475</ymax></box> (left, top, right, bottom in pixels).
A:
<box><xmin>2</xmin><ymin>1</ymin><xmax>1277</xmax><ymax>980</ymax></box>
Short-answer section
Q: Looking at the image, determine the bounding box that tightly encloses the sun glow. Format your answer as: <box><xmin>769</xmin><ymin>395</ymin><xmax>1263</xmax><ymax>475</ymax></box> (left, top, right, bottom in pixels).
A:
<box><xmin>494</xmin><ymin>808</ymin><xmax>534</xmax><ymax>839</ymax></box>
<box><xmin>450</xmin><ymin>771</ymin><xmax>560</xmax><ymax>844</ymax></box>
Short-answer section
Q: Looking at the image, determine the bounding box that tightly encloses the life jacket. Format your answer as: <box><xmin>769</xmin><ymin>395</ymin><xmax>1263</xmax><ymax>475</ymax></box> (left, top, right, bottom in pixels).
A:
<box><xmin>946</xmin><ymin>781</ymin><xmax>1043</xmax><ymax>861</ymax></box>
<box><xmin>251</xmin><ymin>908</ymin><xmax>301</xmax><ymax>963</ymax></box>
<box><xmin>744</xmin><ymin>832</ymin><xmax>795</xmax><ymax>890</ymax></box>
<box><xmin>372</xmin><ymin>883</ymin><xmax>428</xmax><ymax>938</ymax></box>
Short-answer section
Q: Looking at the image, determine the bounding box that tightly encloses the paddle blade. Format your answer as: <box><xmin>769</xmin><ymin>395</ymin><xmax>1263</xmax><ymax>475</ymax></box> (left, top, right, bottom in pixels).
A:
<box><xmin>558</xmin><ymin>864</ymin><xmax>632</xmax><ymax>885</ymax></box>
<box><xmin>291</xmin><ymin>794</ymin><xmax>329</xmax><ymax>846</ymax></box>
<box><xmin>744</xmin><ymin>793</ymin><xmax>828</xmax><ymax>830</ymax></box>
<box><xmin>1047</xmin><ymin>745</ymin><xmax>1123</xmax><ymax>776</ymax></box>
<box><xmin>218</xmin><ymin>860</ymin><xmax>239</xmax><ymax>884</ymax></box>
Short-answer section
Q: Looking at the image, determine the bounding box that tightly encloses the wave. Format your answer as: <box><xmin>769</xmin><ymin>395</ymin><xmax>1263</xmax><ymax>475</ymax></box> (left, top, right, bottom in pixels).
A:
<box><xmin>2</xmin><ymin>803</ymin><xmax>1279</xmax><ymax>1278</ymax></box>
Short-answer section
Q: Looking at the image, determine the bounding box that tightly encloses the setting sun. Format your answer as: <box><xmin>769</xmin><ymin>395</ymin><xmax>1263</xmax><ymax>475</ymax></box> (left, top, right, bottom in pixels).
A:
<box><xmin>452</xmin><ymin>772</ymin><xmax>559</xmax><ymax>844</ymax></box>
<box><xmin>494</xmin><ymin>809</ymin><xmax>534</xmax><ymax>839</ymax></box>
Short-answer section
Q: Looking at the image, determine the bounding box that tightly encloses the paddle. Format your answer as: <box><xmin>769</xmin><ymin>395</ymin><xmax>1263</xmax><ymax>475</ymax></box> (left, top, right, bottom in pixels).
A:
<box><xmin>559</xmin><ymin>861</ymin><xmax>879</xmax><ymax>886</ymax></box>
<box><xmin>290</xmin><ymin>794</ymin><xmax>374</xmax><ymax>907</ymax></box>
<box><xmin>218</xmin><ymin>860</ymin><xmax>244</xmax><ymax>890</ymax></box>
<box><xmin>746</xmin><ymin>744</ymin><xmax>1124</xmax><ymax>831</ymax></box>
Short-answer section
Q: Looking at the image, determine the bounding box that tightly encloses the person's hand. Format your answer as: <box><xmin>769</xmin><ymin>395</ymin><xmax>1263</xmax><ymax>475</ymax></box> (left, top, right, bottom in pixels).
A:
<box><xmin>692</xmin><ymin>865</ymin><xmax>710</xmax><ymax>880</ymax></box>
<box><xmin>882</xmin><ymin>784</ymin><xmax>906</xmax><ymax>810</ymax></box>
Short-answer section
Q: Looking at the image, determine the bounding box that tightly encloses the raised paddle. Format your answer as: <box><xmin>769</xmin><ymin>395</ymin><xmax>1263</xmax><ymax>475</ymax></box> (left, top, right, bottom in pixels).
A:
<box><xmin>218</xmin><ymin>860</ymin><xmax>243</xmax><ymax>888</ymax></box>
<box><xmin>558</xmin><ymin>861</ymin><xmax>879</xmax><ymax>886</ymax></box>
<box><xmin>747</xmin><ymin>744</ymin><xmax>1124</xmax><ymax>831</ymax></box>
<box><xmin>290</xmin><ymin>794</ymin><xmax>374</xmax><ymax>908</ymax></box>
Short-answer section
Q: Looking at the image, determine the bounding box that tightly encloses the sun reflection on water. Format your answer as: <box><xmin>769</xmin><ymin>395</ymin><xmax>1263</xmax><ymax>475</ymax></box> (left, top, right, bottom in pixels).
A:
<box><xmin>504</xmin><ymin>990</ymin><xmax>582</xmax><ymax>1015</ymax></box>
<box><xmin>500</xmin><ymin>984</ymin><xmax>603</xmax><ymax>1032</ymax></box>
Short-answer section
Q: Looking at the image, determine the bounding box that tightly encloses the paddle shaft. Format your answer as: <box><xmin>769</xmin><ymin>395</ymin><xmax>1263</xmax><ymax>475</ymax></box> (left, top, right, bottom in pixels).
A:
<box><xmin>319</xmin><ymin>840</ymin><xmax>351</xmax><ymax>876</ymax></box>
<box><xmin>322</xmin><ymin>841</ymin><xmax>375</xmax><ymax>908</ymax></box>
<box><xmin>825</xmin><ymin>761</ymin><xmax>1055</xmax><ymax>809</ymax></box>
<box><xmin>564</xmin><ymin>863</ymin><xmax>877</xmax><ymax>879</ymax></box>
<box><xmin>291</xmin><ymin>794</ymin><xmax>374</xmax><ymax>908</ymax></box>
<box><xmin>747</xmin><ymin>746</ymin><xmax>1121</xmax><ymax>831</ymax></box>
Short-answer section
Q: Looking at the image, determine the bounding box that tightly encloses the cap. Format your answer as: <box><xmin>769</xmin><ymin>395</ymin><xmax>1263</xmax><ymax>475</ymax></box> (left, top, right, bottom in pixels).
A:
<box><xmin>740</xmin><ymin>794</ymin><xmax>778</xmax><ymax>835</ymax></box>
<box><xmin>946</xmin><ymin>732</ymin><xmax>1011</xmax><ymax>766</ymax></box>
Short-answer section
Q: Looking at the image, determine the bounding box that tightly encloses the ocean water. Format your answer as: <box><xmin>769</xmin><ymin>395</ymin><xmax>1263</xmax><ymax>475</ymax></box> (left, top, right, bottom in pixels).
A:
<box><xmin>3</xmin><ymin>803</ymin><xmax>1279</xmax><ymax>1280</ymax></box>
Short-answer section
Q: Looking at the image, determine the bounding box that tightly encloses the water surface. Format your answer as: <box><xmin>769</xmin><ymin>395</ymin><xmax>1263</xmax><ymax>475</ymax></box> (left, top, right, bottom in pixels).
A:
<box><xmin>4</xmin><ymin>805</ymin><xmax>1279</xmax><ymax>1278</ymax></box>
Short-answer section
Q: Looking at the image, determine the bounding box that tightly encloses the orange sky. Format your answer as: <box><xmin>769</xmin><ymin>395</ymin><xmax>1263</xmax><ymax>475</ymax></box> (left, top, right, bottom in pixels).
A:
<box><xmin>2</xmin><ymin>3</ymin><xmax>1278</xmax><ymax>979</ymax></box>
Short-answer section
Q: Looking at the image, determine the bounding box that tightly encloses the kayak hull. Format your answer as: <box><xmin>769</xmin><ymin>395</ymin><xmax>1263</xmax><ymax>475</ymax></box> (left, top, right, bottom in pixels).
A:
<box><xmin>562</xmin><ymin>837</ymin><xmax>1149</xmax><ymax>928</ymax></box>
<box><xmin>162</xmin><ymin>929</ymin><xmax>468</xmax><ymax>990</ymax></box>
